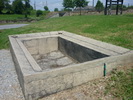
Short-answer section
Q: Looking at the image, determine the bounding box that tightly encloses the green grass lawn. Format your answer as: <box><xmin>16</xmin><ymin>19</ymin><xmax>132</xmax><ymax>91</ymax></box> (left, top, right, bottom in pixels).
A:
<box><xmin>0</xmin><ymin>14</ymin><xmax>133</xmax><ymax>49</ymax></box>
<box><xmin>0</xmin><ymin>14</ymin><xmax>45</xmax><ymax>22</ymax></box>
<box><xmin>0</xmin><ymin>14</ymin><xmax>25</xmax><ymax>21</ymax></box>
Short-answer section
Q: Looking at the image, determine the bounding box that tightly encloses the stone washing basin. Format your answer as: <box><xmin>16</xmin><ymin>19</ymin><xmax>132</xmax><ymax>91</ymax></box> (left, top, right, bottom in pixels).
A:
<box><xmin>9</xmin><ymin>31</ymin><xmax>133</xmax><ymax>100</ymax></box>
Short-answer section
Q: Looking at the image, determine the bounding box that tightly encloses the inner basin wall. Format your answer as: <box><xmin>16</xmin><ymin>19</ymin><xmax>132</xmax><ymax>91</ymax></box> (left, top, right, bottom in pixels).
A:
<box><xmin>23</xmin><ymin>36</ymin><xmax>109</xmax><ymax>63</ymax></box>
<box><xmin>23</xmin><ymin>37</ymin><xmax>58</xmax><ymax>55</ymax></box>
<box><xmin>58</xmin><ymin>37</ymin><xmax>109</xmax><ymax>63</ymax></box>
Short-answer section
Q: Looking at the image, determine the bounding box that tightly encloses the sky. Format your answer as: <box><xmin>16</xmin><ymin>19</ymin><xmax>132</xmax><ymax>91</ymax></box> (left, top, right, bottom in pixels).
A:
<box><xmin>29</xmin><ymin>0</ymin><xmax>133</xmax><ymax>11</ymax></box>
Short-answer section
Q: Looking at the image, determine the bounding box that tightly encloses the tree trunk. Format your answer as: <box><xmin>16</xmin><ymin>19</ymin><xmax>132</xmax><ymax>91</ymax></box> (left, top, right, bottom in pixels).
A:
<box><xmin>68</xmin><ymin>10</ymin><xmax>70</xmax><ymax>16</ymax></box>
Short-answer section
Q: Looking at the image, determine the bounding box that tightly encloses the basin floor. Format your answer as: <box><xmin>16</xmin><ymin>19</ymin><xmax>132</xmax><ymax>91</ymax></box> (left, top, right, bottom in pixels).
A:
<box><xmin>32</xmin><ymin>51</ymin><xmax>78</xmax><ymax>70</ymax></box>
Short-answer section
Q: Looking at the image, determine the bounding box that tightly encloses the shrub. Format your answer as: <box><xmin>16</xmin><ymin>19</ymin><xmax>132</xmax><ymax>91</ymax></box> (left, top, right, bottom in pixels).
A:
<box><xmin>36</xmin><ymin>10</ymin><xmax>43</xmax><ymax>17</ymax></box>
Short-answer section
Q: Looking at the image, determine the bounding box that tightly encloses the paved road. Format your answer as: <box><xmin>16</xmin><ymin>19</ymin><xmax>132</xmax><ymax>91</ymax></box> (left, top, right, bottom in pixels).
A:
<box><xmin>0</xmin><ymin>24</ymin><xmax>28</xmax><ymax>30</ymax></box>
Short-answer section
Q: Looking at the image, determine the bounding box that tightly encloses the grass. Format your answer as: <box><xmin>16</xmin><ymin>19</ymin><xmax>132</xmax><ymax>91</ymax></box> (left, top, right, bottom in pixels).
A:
<box><xmin>0</xmin><ymin>14</ymin><xmax>45</xmax><ymax>22</ymax></box>
<box><xmin>105</xmin><ymin>67</ymin><xmax>133</xmax><ymax>100</ymax></box>
<box><xmin>0</xmin><ymin>14</ymin><xmax>25</xmax><ymax>21</ymax></box>
<box><xmin>0</xmin><ymin>14</ymin><xmax>133</xmax><ymax>49</ymax></box>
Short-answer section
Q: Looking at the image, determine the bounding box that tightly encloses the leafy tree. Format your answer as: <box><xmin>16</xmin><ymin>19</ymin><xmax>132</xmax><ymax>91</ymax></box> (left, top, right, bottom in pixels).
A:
<box><xmin>12</xmin><ymin>0</ymin><xmax>32</xmax><ymax>17</ymax></box>
<box><xmin>12</xmin><ymin>0</ymin><xmax>24</xmax><ymax>14</ymax></box>
<box><xmin>74</xmin><ymin>0</ymin><xmax>88</xmax><ymax>15</ymax></box>
<box><xmin>0</xmin><ymin>0</ymin><xmax>4</xmax><ymax>13</ymax></box>
<box><xmin>95</xmin><ymin>0</ymin><xmax>104</xmax><ymax>13</ymax></box>
<box><xmin>54</xmin><ymin>8</ymin><xmax>59</xmax><ymax>12</ymax></box>
<box><xmin>63</xmin><ymin>0</ymin><xmax>74</xmax><ymax>10</ymax></box>
<box><xmin>5</xmin><ymin>2</ymin><xmax>12</xmax><ymax>14</ymax></box>
<box><xmin>63</xmin><ymin>0</ymin><xmax>74</xmax><ymax>16</ymax></box>
<box><xmin>36</xmin><ymin>10</ymin><xmax>43</xmax><ymax>17</ymax></box>
<box><xmin>0</xmin><ymin>0</ymin><xmax>10</xmax><ymax>14</ymax></box>
<box><xmin>44</xmin><ymin>6</ymin><xmax>49</xmax><ymax>11</ymax></box>
<box><xmin>23</xmin><ymin>0</ymin><xmax>31</xmax><ymax>18</ymax></box>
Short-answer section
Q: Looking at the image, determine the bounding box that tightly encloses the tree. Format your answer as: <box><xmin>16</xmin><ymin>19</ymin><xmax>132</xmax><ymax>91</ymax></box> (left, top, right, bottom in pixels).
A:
<box><xmin>36</xmin><ymin>10</ymin><xmax>43</xmax><ymax>17</ymax></box>
<box><xmin>54</xmin><ymin>8</ymin><xmax>59</xmax><ymax>12</ymax></box>
<box><xmin>5</xmin><ymin>2</ymin><xmax>12</xmax><ymax>14</ymax></box>
<box><xmin>63</xmin><ymin>0</ymin><xmax>74</xmax><ymax>10</ymax></box>
<box><xmin>0</xmin><ymin>0</ymin><xmax>4</xmax><ymax>13</ymax></box>
<box><xmin>12</xmin><ymin>0</ymin><xmax>24</xmax><ymax>14</ymax></box>
<box><xmin>12</xmin><ymin>0</ymin><xmax>32</xmax><ymax>17</ymax></box>
<box><xmin>0</xmin><ymin>0</ymin><xmax>10</xmax><ymax>14</ymax></box>
<box><xmin>23</xmin><ymin>0</ymin><xmax>32</xmax><ymax>18</ymax></box>
<box><xmin>74</xmin><ymin>0</ymin><xmax>88</xmax><ymax>15</ymax></box>
<box><xmin>63</xmin><ymin>0</ymin><xmax>74</xmax><ymax>16</ymax></box>
<box><xmin>95</xmin><ymin>0</ymin><xmax>104</xmax><ymax>13</ymax></box>
<box><xmin>44</xmin><ymin>6</ymin><xmax>49</xmax><ymax>11</ymax></box>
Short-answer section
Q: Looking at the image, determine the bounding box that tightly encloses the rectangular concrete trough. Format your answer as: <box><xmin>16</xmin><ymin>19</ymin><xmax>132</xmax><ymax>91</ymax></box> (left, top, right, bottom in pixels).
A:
<box><xmin>9</xmin><ymin>31</ymin><xmax>133</xmax><ymax>100</ymax></box>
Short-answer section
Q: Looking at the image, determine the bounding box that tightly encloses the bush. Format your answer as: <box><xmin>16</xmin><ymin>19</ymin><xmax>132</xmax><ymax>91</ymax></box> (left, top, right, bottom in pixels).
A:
<box><xmin>36</xmin><ymin>10</ymin><xmax>43</xmax><ymax>17</ymax></box>
<box><xmin>43</xmin><ymin>11</ymin><xmax>50</xmax><ymax>16</ymax></box>
<box><xmin>54</xmin><ymin>8</ymin><xmax>59</xmax><ymax>12</ymax></box>
<box><xmin>128</xmin><ymin>6</ymin><xmax>133</xmax><ymax>9</ymax></box>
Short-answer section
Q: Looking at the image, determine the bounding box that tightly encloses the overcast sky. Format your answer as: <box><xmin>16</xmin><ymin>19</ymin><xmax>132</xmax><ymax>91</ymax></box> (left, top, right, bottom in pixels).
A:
<box><xmin>30</xmin><ymin>0</ymin><xmax>133</xmax><ymax>11</ymax></box>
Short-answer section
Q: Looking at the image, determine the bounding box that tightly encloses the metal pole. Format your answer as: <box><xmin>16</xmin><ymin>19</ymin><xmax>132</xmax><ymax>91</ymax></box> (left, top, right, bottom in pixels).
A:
<box><xmin>116</xmin><ymin>0</ymin><xmax>119</xmax><ymax>15</ymax></box>
<box><xmin>93</xmin><ymin>0</ymin><xmax>94</xmax><ymax>7</ymax></box>
<box><xmin>109</xmin><ymin>0</ymin><xmax>112</xmax><ymax>15</ymax></box>
<box><xmin>120</xmin><ymin>0</ymin><xmax>123</xmax><ymax>14</ymax></box>
<box><xmin>104</xmin><ymin>63</ymin><xmax>106</xmax><ymax>76</ymax></box>
<box><xmin>34</xmin><ymin>1</ymin><xmax>36</xmax><ymax>10</ymax></box>
<box><xmin>104</xmin><ymin>0</ymin><xmax>108</xmax><ymax>15</ymax></box>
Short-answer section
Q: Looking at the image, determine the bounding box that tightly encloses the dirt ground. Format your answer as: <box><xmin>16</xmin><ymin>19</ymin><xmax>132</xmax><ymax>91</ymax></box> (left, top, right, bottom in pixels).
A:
<box><xmin>39</xmin><ymin>76</ymin><xmax>115</xmax><ymax>100</ymax></box>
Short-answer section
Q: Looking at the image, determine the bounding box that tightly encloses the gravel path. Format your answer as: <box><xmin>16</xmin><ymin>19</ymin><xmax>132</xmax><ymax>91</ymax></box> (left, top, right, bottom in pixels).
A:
<box><xmin>0</xmin><ymin>50</ymin><xmax>24</xmax><ymax>100</ymax></box>
<box><xmin>0</xmin><ymin>24</ymin><xmax>28</xmax><ymax>30</ymax></box>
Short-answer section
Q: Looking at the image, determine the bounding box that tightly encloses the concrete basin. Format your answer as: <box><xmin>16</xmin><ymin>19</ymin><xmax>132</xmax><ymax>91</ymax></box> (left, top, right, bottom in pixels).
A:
<box><xmin>9</xmin><ymin>31</ymin><xmax>133</xmax><ymax>100</ymax></box>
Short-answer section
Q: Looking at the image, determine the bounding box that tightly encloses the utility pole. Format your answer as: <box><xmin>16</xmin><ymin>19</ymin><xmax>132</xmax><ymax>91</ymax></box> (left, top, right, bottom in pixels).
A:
<box><xmin>43</xmin><ymin>1</ymin><xmax>45</xmax><ymax>7</ymax></box>
<box><xmin>46</xmin><ymin>0</ymin><xmax>47</xmax><ymax>6</ymax></box>
<box><xmin>34</xmin><ymin>1</ymin><xmax>36</xmax><ymax>10</ymax></box>
<box><xmin>93</xmin><ymin>0</ymin><xmax>94</xmax><ymax>7</ymax></box>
